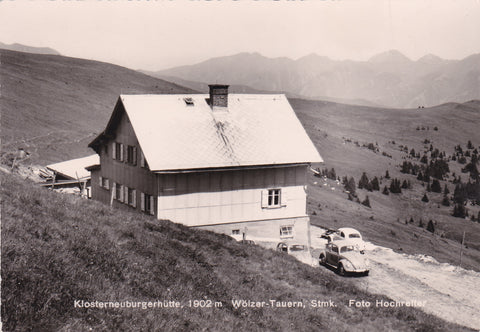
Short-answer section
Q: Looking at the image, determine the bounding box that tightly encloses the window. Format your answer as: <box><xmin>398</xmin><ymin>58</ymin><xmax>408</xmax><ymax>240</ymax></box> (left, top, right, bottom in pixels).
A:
<box><xmin>332</xmin><ymin>245</ymin><xmax>339</xmax><ymax>254</ymax></box>
<box><xmin>280</xmin><ymin>225</ymin><xmax>293</xmax><ymax>238</ymax></box>
<box><xmin>340</xmin><ymin>245</ymin><xmax>355</xmax><ymax>253</ymax></box>
<box><xmin>261</xmin><ymin>188</ymin><xmax>286</xmax><ymax>208</ymax></box>
<box><xmin>144</xmin><ymin>194</ymin><xmax>151</xmax><ymax>213</ymax></box>
<box><xmin>127</xmin><ymin>145</ymin><xmax>137</xmax><ymax>165</ymax></box>
<box><xmin>184</xmin><ymin>97</ymin><xmax>194</xmax><ymax>106</ymax></box>
<box><xmin>268</xmin><ymin>189</ymin><xmax>281</xmax><ymax>206</ymax></box>
<box><xmin>115</xmin><ymin>183</ymin><xmax>123</xmax><ymax>202</ymax></box>
<box><xmin>99</xmin><ymin>176</ymin><xmax>109</xmax><ymax>190</ymax></box>
<box><xmin>140</xmin><ymin>151</ymin><xmax>149</xmax><ymax>169</ymax></box>
<box><xmin>141</xmin><ymin>192</ymin><xmax>155</xmax><ymax>215</ymax></box>
<box><xmin>102</xmin><ymin>177</ymin><xmax>109</xmax><ymax>190</ymax></box>
<box><xmin>113</xmin><ymin>142</ymin><xmax>124</xmax><ymax>161</ymax></box>
<box><xmin>128</xmin><ymin>188</ymin><xmax>136</xmax><ymax>207</ymax></box>
<box><xmin>232</xmin><ymin>229</ymin><xmax>240</xmax><ymax>235</ymax></box>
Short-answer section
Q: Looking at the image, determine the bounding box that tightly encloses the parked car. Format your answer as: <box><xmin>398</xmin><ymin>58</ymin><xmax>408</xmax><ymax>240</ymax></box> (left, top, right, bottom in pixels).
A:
<box><xmin>319</xmin><ymin>239</ymin><xmax>369</xmax><ymax>276</ymax></box>
<box><xmin>337</xmin><ymin>227</ymin><xmax>366</xmax><ymax>251</ymax></box>
<box><xmin>276</xmin><ymin>242</ymin><xmax>307</xmax><ymax>253</ymax></box>
<box><xmin>239</xmin><ymin>239</ymin><xmax>255</xmax><ymax>245</ymax></box>
<box><xmin>277</xmin><ymin>242</ymin><xmax>313</xmax><ymax>265</ymax></box>
<box><xmin>320</xmin><ymin>229</ymin><xmax>337</xmax><ymax>240</ymax></box>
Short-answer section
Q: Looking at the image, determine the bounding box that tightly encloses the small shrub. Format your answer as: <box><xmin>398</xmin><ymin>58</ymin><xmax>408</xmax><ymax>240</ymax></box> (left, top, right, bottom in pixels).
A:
<box><xmin>441</xmin><ymin>195</ymin><xmax>450</xmax><ymax>207</ymax></box>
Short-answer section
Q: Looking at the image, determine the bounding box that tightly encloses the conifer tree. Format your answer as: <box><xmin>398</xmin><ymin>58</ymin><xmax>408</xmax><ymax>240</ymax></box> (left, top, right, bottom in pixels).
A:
<box><xmin>417</xmin><ymin>172</ymin><xmax>423</xmax><ymax>181</ymax></box>
<box><xmin>431</xmin><ymin>179</ymin><xmax>442</xmax><ymax>193</ymax></box>
<box><xmin>422</xmin><ymin>193</ymin><xmax>429</xmax><ymax>202</ymax></box>
<box><xmin>441</xmin><ymin>195</ymin><xmax>450</xmax><ymax>207</ymax></box>
<box><xmin>344</xmin><ymin>177</ymin><xmax>356</xmax><ymax>195</ymax></box>
<box><xmin>358</xmin><ymin>172</ymin><xmax>369</xmax><ymax>189</ymax></box>
<box><xmin>361</xmin><ymin>196</ymin><xmax>371</xmax><ymax>208</ymax></box>
<box><xmin>418</xmin><ymin>219</ymin><xmax>424</xmax><ymax>228</ymax></box>
<box><xmin>452</xmin><ymin>203</ymin><xmax>466</xmax><ymax>218</ymax></box>
<box><xmin>371</xmin><ymin>177</ymin><xmax>380</xmax><ymax>191</ymax></box>
<box><xmin>443</xmin><ymin>184</ymin><xmax>450</xmax><ymax>195</ymax></box>
<box><xmin>427</xmin><ymin>220</ymin><xmax>435</xmax><ymax>233</ymax></box>
<box><xmin>382</xmin><ymin>186</ymin><xmax>389</xmax><ymax>195</ymax></box>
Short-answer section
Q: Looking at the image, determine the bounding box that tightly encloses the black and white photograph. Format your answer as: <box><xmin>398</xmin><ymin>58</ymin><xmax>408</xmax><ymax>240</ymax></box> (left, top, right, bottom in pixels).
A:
<box><xmin>1</xmin><ymin>0</ymin><xmax>479</xmax><ymax>330</ymax></box>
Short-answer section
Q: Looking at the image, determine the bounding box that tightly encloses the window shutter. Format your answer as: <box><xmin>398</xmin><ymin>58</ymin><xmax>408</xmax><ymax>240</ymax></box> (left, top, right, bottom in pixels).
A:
<box><xmin>119</xmin><ymin>143</ymin><xmax>124</xmax><ymax>162</ymax></box>
<box><xmin>112</xmin><ymin>182</ymin><xmax>117</xmax><ymax>199</ymax></box>
<box><xmin>149</xmin><ymin>196</ymin><xmax>155</xmax><ymax>215</ymax></box>
<box><xmin>132</xmin><ymin>190</ymin><xmax>136</xmax><ymax>208</ymax></box>
<box><xmin>123</xmin><ymin>144</ymin><xmax>127</xmax><ymax>163</ymax></box>
<box><xmin>281</xmin><ymin>189</ymin><xmax>287</xmax><ymax>206</ymax></box>
<box><xmin>133</xmin><ymin>147</ymin><xmax>137</xmax><ymax>166</ymax></box>
<box><xmin>261</xmin><ymin>190</ymin><xmax>268</xmax><ymax>208</ymax></box>
<box><xmin>99</xmin><ymin>176</ymin><xmax>103</xmax><ymax>187</ymax></box>
<box><xmin>124</xmin><ymin>186</ymin><xmax>128</xmax><ymax>204</ymax></box>
<box><xmin>112</xmin><ymin>142</ymin><xmax>116</xmax><ymax>159</ymax></box>
<box><xmin>140</xmin><ymin>192</ymin><xmax>145</xmax><ymax>211</ymax></box>
<box><xmin>140</xmin><ymin>151</ymin><xmax>145</xmax><ymax>168</ymax></box>
<box><xmin>105</xmin><ymin>178</ymin><xmax>109</xmax><ymax>190</ymax></box>
<box><xmin>119</xmin><ymin>184</ymin><xmax>124</xmax><ymax>202</ymax></box>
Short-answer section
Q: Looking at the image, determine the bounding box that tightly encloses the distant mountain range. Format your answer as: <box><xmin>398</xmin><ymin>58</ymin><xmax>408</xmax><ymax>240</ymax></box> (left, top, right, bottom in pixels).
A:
<box><xmin>149</xmin><ymin>50</ymin><xmax>480</xmax><ymax>108</ymax></box>
<box><xmin>0</xmin><ymin>42</ymin><xmax>61</xmax><ymax>55</ymax></box>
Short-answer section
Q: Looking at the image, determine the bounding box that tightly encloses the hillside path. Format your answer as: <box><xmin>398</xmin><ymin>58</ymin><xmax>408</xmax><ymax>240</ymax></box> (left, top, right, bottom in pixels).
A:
<box><xmin>310</xmin><ymin>226</ymin><xmax>480</xmax><ymax>330</ymax></box>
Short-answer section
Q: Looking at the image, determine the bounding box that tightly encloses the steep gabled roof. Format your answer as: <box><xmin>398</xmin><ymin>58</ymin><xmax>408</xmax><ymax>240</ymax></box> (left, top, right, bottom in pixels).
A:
<box><xmin>90</xmin><ymin>94</ymin><xmax>323</xmax><ymax>172</ymax></box>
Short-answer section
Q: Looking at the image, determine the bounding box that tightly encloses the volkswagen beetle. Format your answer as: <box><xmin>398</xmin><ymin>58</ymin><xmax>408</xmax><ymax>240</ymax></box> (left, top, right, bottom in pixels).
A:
<box><xmin>319</xmin><ymin>239</ymin><xmax>369</xmax><ymax>276</ymax></box>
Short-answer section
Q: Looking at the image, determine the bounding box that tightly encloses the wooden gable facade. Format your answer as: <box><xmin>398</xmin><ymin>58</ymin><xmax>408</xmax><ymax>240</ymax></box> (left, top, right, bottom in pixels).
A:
<box><xmin>89</xmin><ymin>102</ymin><xmax>158</xmax><ymax>214</ymax></box>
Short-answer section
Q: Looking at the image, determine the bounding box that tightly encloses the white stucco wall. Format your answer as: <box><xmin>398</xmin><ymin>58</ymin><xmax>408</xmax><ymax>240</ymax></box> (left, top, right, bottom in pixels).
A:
<box><xmin>156</xmin><ymin>185</ymin><xmax>307</xmax><ymax>226</ymax></box>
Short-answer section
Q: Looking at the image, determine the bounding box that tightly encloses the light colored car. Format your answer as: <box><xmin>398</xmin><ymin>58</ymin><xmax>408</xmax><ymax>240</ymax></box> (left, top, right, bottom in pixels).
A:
<box><xmin>337</xmin><ymin>227</ymin><xmax>366</xmax><ymax>251</ymax></box>
<box><xmin>319</xmin><ymin>239</ymin><xmax>369</xmax><ymax>276</ymax></box>
<box><xmin>277</xmin><ymin>242</ymin><xmax>314</xmax><ymax>265</ymax></box>
<box><xmin>276</xmin><ymin>242</ymin><xmax>307</xmax><ymax>253</ymax></box>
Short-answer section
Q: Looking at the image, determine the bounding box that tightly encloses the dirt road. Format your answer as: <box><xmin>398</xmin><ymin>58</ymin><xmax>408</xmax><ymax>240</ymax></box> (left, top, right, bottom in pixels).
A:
<box><xmin>310</xmin><ymin>226</ymin><xmax>480</xmax><ymax>330</ymax></box>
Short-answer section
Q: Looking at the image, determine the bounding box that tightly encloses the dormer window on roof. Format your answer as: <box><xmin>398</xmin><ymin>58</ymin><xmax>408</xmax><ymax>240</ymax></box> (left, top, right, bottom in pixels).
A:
<box><xmin>183</xmin><ymin>97</ymin><xmax>194</xmax><ymax>106</ymax></box>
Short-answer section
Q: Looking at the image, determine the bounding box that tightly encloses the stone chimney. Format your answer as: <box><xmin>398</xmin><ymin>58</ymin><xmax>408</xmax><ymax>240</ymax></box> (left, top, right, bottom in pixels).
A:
<box><xmin>208</xmin><ymin>84</ymin><xmax>229</xmax><ymax>109</ymax></box>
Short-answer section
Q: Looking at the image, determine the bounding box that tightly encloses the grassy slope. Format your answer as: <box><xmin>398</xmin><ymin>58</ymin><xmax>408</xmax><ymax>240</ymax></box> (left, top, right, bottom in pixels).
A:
<box><xmin>0</xmin><ymin>49</ymin><xmax>195</xmax><ymax>164</ymax></box>
<box><xmin>1</xmin><ymin>172</ymin><xmax>469</xmax><ymax>331</ymax></box>
<box><xmin>291</xmin><ymin>98</ymin><xmax>480</xmax><ymax>271</ymax></box>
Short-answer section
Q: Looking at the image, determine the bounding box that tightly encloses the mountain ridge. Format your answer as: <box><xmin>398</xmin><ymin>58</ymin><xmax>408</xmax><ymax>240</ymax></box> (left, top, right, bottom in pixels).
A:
<box><xmin>0</xmin><ymin>42</ymin><xmax>61</xmax><ymax>55</ymax></box>
<box><xmin>154</xmin><ymin>50</ymin><xmax>480</xmax><ymax>108</ymax></box>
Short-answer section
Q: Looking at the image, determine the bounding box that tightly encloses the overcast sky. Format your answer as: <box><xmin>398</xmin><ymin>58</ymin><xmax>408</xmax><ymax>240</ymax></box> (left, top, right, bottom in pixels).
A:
<box><xmin>1</xmin><ymin>0</ymin><xmax>479</xmax><ymax>71</ymax></box>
